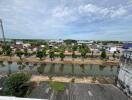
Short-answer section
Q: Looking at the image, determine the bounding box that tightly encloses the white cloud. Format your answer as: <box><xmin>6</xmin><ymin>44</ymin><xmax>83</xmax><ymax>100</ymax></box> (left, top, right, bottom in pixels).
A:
<box><xmin>78</xmin><ymin>4</ymin><xmax>109</xmax><ymax>16</ymax></box>
<box><xmin>52</xmin><ymin>6</ymin><xmax>73</xmax><ymax>18</ymax></box>
<box><xmin>78</xmin><ymin>4</ymin><xmax>129</xmax><ymax>18</ymax></box>
<box><xmin>110</xmin><ymin>7</ymin><xmax>128</xmax><ymax>18</ymax></box>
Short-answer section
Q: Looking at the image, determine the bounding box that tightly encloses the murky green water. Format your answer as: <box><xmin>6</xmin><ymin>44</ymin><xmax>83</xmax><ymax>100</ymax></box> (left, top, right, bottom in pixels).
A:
<box><xmin>0</xmin><ymin>61</ymin><xmax>118</xmax><ymax>76</ymax></box>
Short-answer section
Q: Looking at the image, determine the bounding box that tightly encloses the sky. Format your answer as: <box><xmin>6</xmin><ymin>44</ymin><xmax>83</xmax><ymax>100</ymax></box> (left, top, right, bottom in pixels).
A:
<box><xmin>0</xmin><ymin>0</ymin><xmax>132</xmax><ymax>41</ymax></box>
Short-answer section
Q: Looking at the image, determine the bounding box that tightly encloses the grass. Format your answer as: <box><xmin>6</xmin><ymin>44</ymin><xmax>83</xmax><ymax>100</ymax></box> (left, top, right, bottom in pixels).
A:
<box><xmin>48</xmin><ymin>81</ymin><xmax>65</xmax><ymax>92</ymax></box>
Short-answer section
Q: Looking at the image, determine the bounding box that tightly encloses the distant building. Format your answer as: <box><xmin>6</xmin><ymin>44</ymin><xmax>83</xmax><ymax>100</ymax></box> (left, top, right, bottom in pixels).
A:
<box><xmin>77</xmin><ymin>40</ymin><xmax>93</xmax><ymax>45</ymax></box>
<box><xmin>123</xmin><ymin>43</ymin><xmax>132</xmax><ymax>49</ymax></box>
<box><xmin>23</xmin><ymin>43</ymin><xmax>31</xmax><ymax>48</ymax></box>
<box><xmin>16</xmin><ymin>40</ymin><xmax>23</xmax><ymax>45</ymax></box>
<box><xmin>107</xmin><ymin>46</ymin><xmax>117</xmax><ymax>53</ymax></box>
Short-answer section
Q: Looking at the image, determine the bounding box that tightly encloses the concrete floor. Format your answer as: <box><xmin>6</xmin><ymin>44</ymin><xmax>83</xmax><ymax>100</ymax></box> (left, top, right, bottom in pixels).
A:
<box><xmin>29</xmin><ymin>82</ymin><xmax>130</xmax><ymax>100</ymax></box>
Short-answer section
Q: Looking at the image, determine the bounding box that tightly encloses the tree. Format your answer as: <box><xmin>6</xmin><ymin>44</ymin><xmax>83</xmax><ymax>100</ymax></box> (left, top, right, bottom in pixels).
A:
<box><xmin>23</xmin><ymin>48</ymin><xmax>28</xmax><ymax>57</ymax></box>
<box><xmin>79</xmin><ymin>44</ymin><xmax>90</xmax><ymax>61</ymax></box>
<box><xmin>42</xmin><ymin>49</ymin><xmax>47</xmax><ymax>59</ymax></box>
<box><xmin>72</xmin><ymin>51</ymin><xmax>76</xmax><ymax>61</ymax></box>
<box><xmin>2</xmin><ymin>45</ymin><xmax>12</xmax><ymax>58</ymax></box>
<box><xmin>91</xmin><ymin>51</ymin><xmax>94</xmax><ymax>58</ymax></box>
<box><xmin>80</xmin><ymin>48</ymin><xmax>87</xmax><ymax>61</ymax></box>
<box><xmin>49</xmin><ymin>49</ymin><xmax>55</xmax><ymax>61</ymax></box>
<box><xmin>113</xmin><ymin>51</ymin><xmax>116</xmax><ymax>59</ymax></box>
<box><xmin>59</xmin><ymin>51</ymin><xmax>65</xmax><ymax>61</ymax></box>
<box><xmin>3</xmin><ymin>72</ymin><xmax>31</xmax><ymax>97</ymax></box>
<box><xmin>15</xmin><ymin>48</ymin><xmax>23</xmax><ymax>60</ymax></box>
<box><xmin>36</xmin><ymin>50</ymin><xmax>44</xmax><ymax>60</ymax></box>
<box><xmin>64</xmin><ymin>39</ymin><xmax>77</xmax><ymax>45</ymax></box>
<box><xmin>72</xmin><ymin>44</ymin><xmax>78</xmax><ymax>51</ymax></box>
<box><xmin>101</xmin><ymin>49</ymin><xmax>107</xmax><ymax>59</ymax></box>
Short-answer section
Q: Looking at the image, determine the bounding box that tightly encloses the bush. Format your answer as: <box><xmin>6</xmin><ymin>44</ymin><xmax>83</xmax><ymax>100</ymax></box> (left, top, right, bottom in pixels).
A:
<box><xmin>3</xmin><ymin>72</ymin><xmax>31</xmax><ymax>97</ymax></box>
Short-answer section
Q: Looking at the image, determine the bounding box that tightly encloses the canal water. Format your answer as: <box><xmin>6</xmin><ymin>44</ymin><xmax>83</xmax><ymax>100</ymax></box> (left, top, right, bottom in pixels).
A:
<box><xmin>0</xmin><ymin>61</ymin><xmax>118</xmax><ymax>76</ymax></box>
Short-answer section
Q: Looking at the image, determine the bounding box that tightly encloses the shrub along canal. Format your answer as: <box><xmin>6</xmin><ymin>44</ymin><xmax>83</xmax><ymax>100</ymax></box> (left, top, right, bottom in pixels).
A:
<box><xmin>0</xmin><ymin>61</ymin><xmax>118</xmax><ymax>76</ymax></box>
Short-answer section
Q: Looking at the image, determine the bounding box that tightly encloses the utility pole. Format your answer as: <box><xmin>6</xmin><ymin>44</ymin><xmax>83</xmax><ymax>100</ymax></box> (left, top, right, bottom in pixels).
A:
<box><xmin>0</xmin><ymin>19</ymin><xmax>6</xmax><ymax>46</ymax></box>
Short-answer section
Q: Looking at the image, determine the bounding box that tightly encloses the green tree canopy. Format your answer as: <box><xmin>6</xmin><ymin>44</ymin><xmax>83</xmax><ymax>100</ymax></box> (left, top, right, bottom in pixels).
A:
<box><xmin>3</xmin><ymin>72</ymin><xmax>31</xmax><ymax>97</ymax></box>
<box><xmin>36</xmin><ymin>50</ymin><xmax>44</xmax><ymax>60</ymax></box>
<box><xmin>15</xmin><ymin>48</ymin><xmax>23</xmax><ymax>60</ymax></box>
<box><xmin>59</xmin><ymin>51</ymin><xmax>65</xmax><ymax>61</ymax></box>
<box><xmin>49</xmin><ymin>49</ymin><xmax>55</xmax><ymax>61</ymax></box>
<box><xmin>2</xmin><ymin>45</ymin><xmax>12</xmax><ymax>56</ymax></box>
<box><xmin>101</xmin><ymin>49</ymin><xmax>107</xmax><ymax>59</ymax></box>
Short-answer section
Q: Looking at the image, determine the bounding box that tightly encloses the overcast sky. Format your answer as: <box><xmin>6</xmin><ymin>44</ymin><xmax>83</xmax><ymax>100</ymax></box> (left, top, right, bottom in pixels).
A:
<box><xmin>0</xmin><ymin>0</ymin><xmax>132</xmax><ymax>40</ymax></box>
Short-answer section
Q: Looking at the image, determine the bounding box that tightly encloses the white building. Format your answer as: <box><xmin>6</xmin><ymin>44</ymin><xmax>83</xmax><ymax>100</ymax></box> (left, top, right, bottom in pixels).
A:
<box><xmin>107</xmin><ymin>47</ymin><xmax>117</xmax><ymax>53</ymax></box>
<box><xmin>23</xmin><ymin>43</ymin><xmax>31</xmax><ymax>48</ymax></box>
<box><xmin>16</xmin><ymin>40</ymin><xmax>23</xmax><ymax>45</ymax></box>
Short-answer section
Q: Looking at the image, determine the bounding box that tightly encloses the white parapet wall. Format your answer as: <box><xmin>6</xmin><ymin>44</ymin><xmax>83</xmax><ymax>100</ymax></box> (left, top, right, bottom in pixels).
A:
<box><xmin>0</xmin><ymin>96</ymin><xmax>48</xmax><ymax>100</ymax></box>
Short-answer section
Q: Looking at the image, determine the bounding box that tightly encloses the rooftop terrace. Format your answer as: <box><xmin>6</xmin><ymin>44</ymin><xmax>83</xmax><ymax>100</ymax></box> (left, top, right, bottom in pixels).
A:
<box><xmin>28</xmin><ymin>82</ymin><xmax>129</xmax><ymax>100</ymax></box>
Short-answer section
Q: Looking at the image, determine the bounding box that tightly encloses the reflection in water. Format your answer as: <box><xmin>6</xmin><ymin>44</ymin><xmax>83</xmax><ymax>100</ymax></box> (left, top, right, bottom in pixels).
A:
<box><xmin>110</xmin><ymin>65</ymin><xmax>113</xmax><ymax>72</ymax></box>
<box><xmin>0</xmin><ymin>61</ymin><xmax>118</xmax><ymax>76</ymax></box>
<box><xmin>49</xmin><ymin>63</ymin><xmax>55</xmax><ymax>74</ymax></box>
<box><xmin>37</xmin><ymin>63</ymin><xmax>46</xmax><ymax>74</ymax></box>
<box><xmin>59</xmin><ymin>64</ymin><xmax>64</xmax><ymax>73</ymax></box>
<box><xmin>71</xmin><ymin>64</ymin><xmax>74</xmax><ymax>74</ymax></box>
<box><xmin>25</xmin><ymin>62</ymin><xmax>29</xmax><ymax>65</ymax></box>
<box><xmin>80</xmin><ymin>64</ymin><xmax>85</xmax><ymax>73</ymax></box>
<box><xmin>90</xmin><ymin>64</ymin><xmax>93</xmax><ymax>70</ymax></box>
<box><xmin>99</xmin><ymin>65</ymin><xmax>105</xmax><ymax>71</ymax></box>
<box><xmin>18</xmin><ymin>64</ymin><xmax>26</xmax><ymax>71</ymax></box>
<box><xmin>0</xmin><ymin>61</ymin><xmax>5</xmax><ymax>67</ymax></box>
<box><xmin>17</xmin><ymin>62</ymin><xmax>22</xmax><ymax>65</ymax></box>
<box><xmin>41</xmin><ymin>63</ymin><xmax>46</xmax><ymax>73</ymax></box>
<box><xmin>7</xmin><ymin>61</ymin><xmax>12</xmax><ymax>75</ymax></box>
<box><xmin>29</xmin><ymin>65</ymin><xmax>34</xmax><ymax>70</ymax></box>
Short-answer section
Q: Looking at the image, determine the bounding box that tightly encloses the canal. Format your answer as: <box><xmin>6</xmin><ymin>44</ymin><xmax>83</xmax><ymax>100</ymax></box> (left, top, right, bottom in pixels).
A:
<box><xmin>0</xmin><ymin>61</ymin><xmax>118</xmax><ymax>76</ymax></box>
